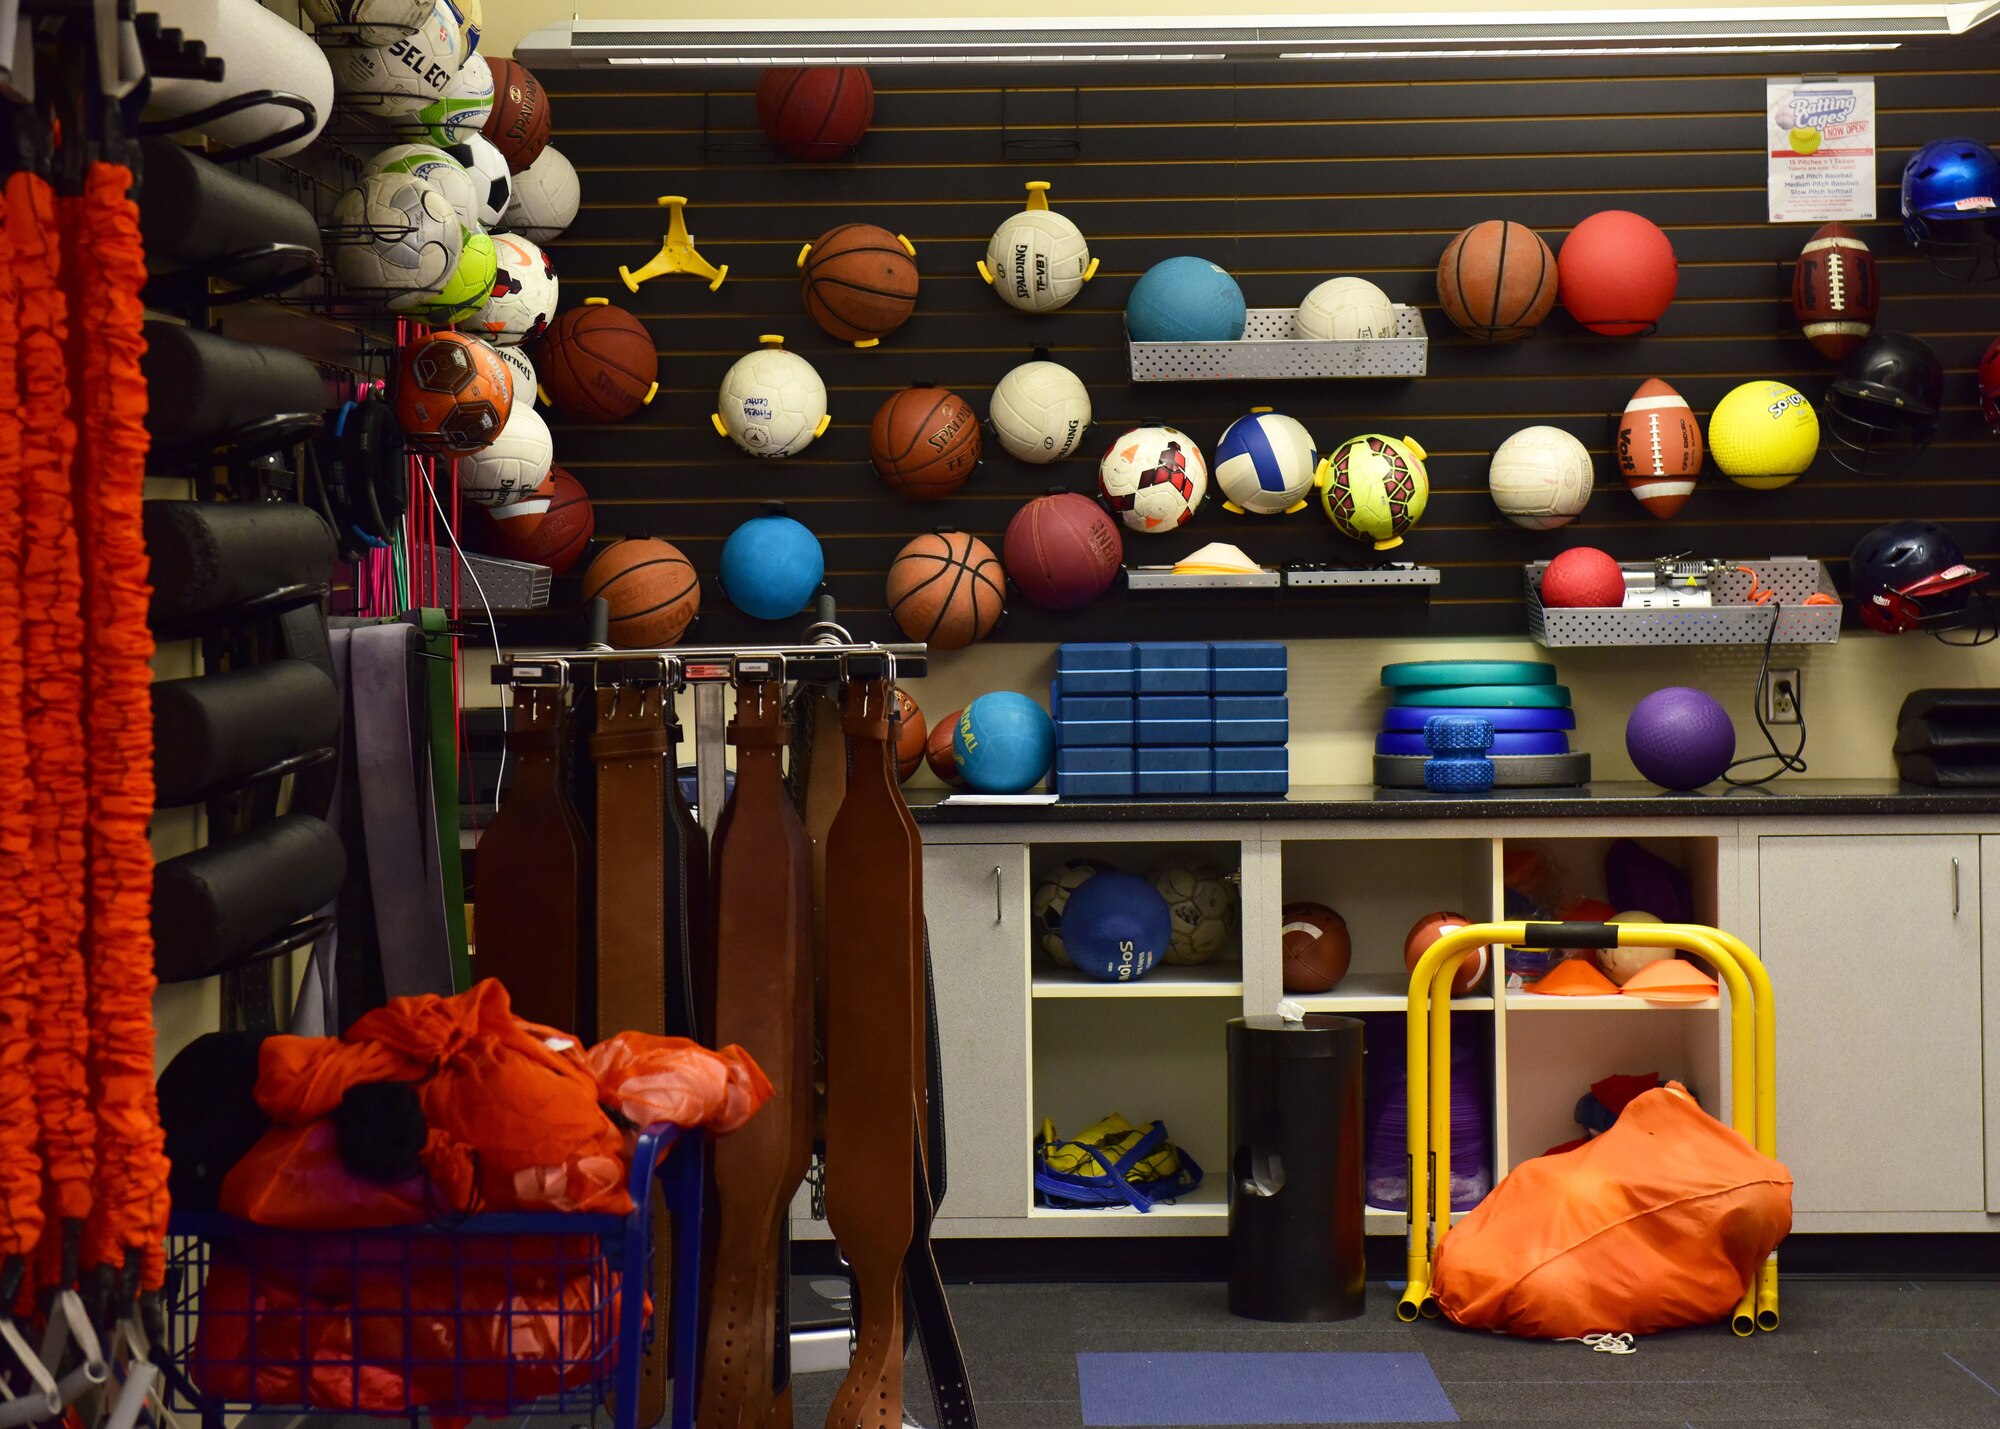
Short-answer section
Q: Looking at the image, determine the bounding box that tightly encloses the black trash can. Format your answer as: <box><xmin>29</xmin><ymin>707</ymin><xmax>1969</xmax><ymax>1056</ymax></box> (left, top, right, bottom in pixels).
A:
<box><xmin>1226</xmin><ymin>1013</ymin><xmax>1366</xmax><ymax>1322</ymax></box>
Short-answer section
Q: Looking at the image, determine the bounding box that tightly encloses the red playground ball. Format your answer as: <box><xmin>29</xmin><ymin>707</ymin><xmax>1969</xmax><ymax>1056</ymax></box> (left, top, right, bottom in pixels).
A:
<box><xmin>756</xmin><ymin>66</ymin><xmax>874</xmax><ymax>160</ymax></box>
<box><xmin>1541</xmin><ymin>546</ymin><xmax>1626</xmax><ymax>608</ymax></box>
<box><xmin>1558</xmin><ymin>210</ymin><xmax>1677</xmax><ymax>336</ymax></box>
<box><xmin>1002</xmin><ymin>492</ymin><xmax>1123</xmax><ymax>610</ymax></box>
<box><xmin>926</xmin><ymin>708</ymin><xmax>964</xmax><ymax>787</ymax></box>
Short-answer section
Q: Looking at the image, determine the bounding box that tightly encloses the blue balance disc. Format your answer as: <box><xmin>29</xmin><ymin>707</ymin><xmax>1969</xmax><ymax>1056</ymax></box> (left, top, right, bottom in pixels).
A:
<box><xmin>1379</xmin><ymin>730</ymin><xmax>1571</xmax><ymax>757</ymax></box>
<box><xmin>1383</xmin><ymin>704</ymin><xmax>1577</xmax><ymax>732</ymax></box>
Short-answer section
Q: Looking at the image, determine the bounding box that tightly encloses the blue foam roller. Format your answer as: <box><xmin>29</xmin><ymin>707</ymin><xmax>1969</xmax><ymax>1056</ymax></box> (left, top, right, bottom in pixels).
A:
<box><xmin>1424</xmin><ymin>716</ymin><xmax>1494</xmax><ymax>753</ymax></box>
<box><xmin>1425</xmin><ymin>756</ymin><xmax>1496</xmax><ymax>793</ymax></box>
<box><xmin>1383</xmin><ymin>705</ymin><xmax>1577</xmax><ymax>732</ymax></box>
<box><xmin>1379</xmin><ymin>730</ymin><xmax>1570</xmax><ymax>757</ymax></box>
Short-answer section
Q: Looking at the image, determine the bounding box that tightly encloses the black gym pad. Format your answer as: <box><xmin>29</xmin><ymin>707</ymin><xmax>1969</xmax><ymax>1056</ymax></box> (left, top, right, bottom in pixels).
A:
<box><xmin>1896</xmin><ymin>688</ymin><xmax>2000</xmax><ymax>728</ymax></box>
<box><xmin>141</xmin><ymin>322</ymin><xmax>325</xmax><ymax>449</ymax></box>
<box><xmin>152</xmin><ymin>813</ymin><xmax>346</xmax><ymax>983</ymax></box>
<box><xmin>1892</xmin><ymin>716</ymin><xmax>2000</xmax><ymax>757</ymax></box>
<box><xmin>152</xmin><ymin>660</ymin><xmax>341</xmax><ymax>806</ymax></box>
<box><xmin>145</xmin><ymin>500</ymin><xmax>335</xmax><ymax>628</ymax></box>
<box><xmin>139</xmin><ymin>138</ymin><xmax>321</xmax><ymax>300</ymax></box>
<box><xmin>1897</xmin><ymin>753</ymin><xmax>2000</xmax><ymax>788</ymax></box>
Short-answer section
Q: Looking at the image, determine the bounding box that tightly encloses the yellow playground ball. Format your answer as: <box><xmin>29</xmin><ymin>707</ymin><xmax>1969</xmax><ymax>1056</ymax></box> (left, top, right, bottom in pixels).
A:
<box><xmin>1709</xmin><ymin>380</ymin><xmax>1819</xmax><ymax>489</ymax></box>
<box><xmin>1789</xmin><ymin>126</ymin><xmax>1822</xmax><ymax>156</ymax></box>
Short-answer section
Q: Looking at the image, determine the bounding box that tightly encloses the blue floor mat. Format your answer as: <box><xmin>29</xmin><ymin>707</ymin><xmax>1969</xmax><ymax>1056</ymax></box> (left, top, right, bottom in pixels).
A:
<box><xmin>1076</xmin><ymin>1350</ymin><xmax>1458</xmax><ymax>1425</ymax></box>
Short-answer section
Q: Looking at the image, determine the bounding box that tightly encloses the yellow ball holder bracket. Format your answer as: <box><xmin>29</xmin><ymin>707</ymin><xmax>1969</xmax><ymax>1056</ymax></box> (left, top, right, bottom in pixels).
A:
<box><xmin>975</xmin><ymin>180</ymin><xmax>1102</xmax><ymax>290</ymax></box>
<box><xmin>711</xmin><ymin>336</ymin><xmax>833</xmax><ymax>442</ymax></box>
<box><xmin>798</xmin><ymin>233</ymin><xmax>917</xmax><ymax>348</ymax></box>
<box><xmin>539</xmin><ymin>297</ymin><xmax>660</xmax><ymax>409</ymax></box>
<box><xmin>619</xmin><ymin>196</ymin><xmax>728</xmax><ymax>294</ymax></box>
<box><xmin>1399</xmin><ymin>920</ymin><xmax>1779</xmax><ymax>1337</ymax></box>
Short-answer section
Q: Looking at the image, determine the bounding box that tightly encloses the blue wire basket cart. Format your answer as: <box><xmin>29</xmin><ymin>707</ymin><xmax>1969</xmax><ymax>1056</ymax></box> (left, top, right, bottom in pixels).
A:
<box><xmin>157</xmin><ymin>1124</ymin><xmax>704</xmax><ymax>1429</ymax></box>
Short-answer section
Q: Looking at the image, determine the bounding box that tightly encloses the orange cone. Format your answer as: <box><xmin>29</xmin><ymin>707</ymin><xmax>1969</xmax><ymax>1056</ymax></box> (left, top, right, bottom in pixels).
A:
<box><xmin>1621</xmin><ymin>957</ymin><xmax>1720</xmax><ymax>1003</ymax></box>
<box><xmin>1523</xmin><ymin>958</ymin><xmax>1621</xmax><ymax>996</ymax></box>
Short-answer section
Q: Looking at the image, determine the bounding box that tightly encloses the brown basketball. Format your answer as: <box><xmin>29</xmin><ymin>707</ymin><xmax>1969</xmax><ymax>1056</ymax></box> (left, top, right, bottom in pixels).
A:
<box><xmin>480</xmin><ymin>471</ymin><xmax>553</xmax><ymax>542</ymax></box>
<box><xmin>869</xmin><ymin>386</ymin><xmax>981</xmax><ymax>498</ymax></box>
<box><xmin>926</xmin><ymin>708</ymin><xmax>964</xmax><ymax>786</ymax></box>
<box><xmin>465</xmin><ymin>465</ymin><xmax>594</xmax><ymax>575</ymax></box>
<box><xmin>893</xmin><ymin>686</ymin><xmax>926</xmax><ymax>782</ymax></box>
<box><xmin>580</xmin><ymin>536</ymin><xmax>699</xmax><ymax>648</ymax></box>
<box><xmin>885</xmin><ymin>529</ymin><xmax>1003</xmax><ymax>651</ymax></box>
<box><xmin>1436</xmin><ymin>220</ymin><xmax>1557</xmax><ymax>343</ymax></box>
<box><xmin>1281</xmin><ymin>901</ymin><xmax>1352</xmax><ymax>993</ymax></box>
<box><xmin>801</xmin><ymin>223</ymin><xmax>919</xmax><ymax>345</ymax></box>
<box><xmin>483</xmin><ymin>58</ymin><xmax>550</xmax><ymax>173</ymax></box>
<box><xmin>540</xmin><ymin>301</ymin><xmax>658</xmax><ymax>423</ymax></box>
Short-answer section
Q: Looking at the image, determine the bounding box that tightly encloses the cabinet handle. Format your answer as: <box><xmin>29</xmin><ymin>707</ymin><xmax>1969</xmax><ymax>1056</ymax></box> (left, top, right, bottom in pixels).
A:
<box><xmin>993</xmin><ymin>865</ymin><xmax>1004</xmax><ymax>923</ymax></box>
<box><xmin>1952</xmin><ymin>857</ymin><xmax>1961</xmax><ymax>916</ymax></box>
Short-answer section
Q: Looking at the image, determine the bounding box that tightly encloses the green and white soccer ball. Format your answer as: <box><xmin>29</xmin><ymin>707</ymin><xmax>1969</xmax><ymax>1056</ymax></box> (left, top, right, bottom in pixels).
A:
<box><xmin>302</xmin><ymin>0</ymin><xmax>429</xmax><ymax>45</ymax></box>
<box><xmin>508</xmin><ymin>145</ymin><xmax>579</xmax><ymax>245</ymax></box>
<box><xmin>1031</xmin><ymin>860</ymin><xmax>1107</xmax><ymax>967</ymax></box>
<box><xmin>476</xmin><ymin>232</ymin><xmax>557</xmax><ymax>345</ymax></box>
<box><xmin>420</xmin><ymin>55</ymin><xmax>495</xmax><ymax>145</ymax></box>
<box><xmin>716</xmin><ymin>342</ymin><xmax>828</xmax><ymax>458</ymax></box>
<box><xmin>330</xmin><ymin>171</ymin><xmax>461</xmax><ymax>310</ymax></box>
<box><xmin>492</xmin><ymin>343</ymin><xmax>537</xmax><ymax>405</ymax></box>
<box><xmin>460</xmin><ymin>133</ymin><xmax>512</xmax><ymax>229</ymax></box>
<box><xmin>366</xmin><ymin>142</ymin><xmax>479</xmax><ymax>232</ymax></box>
<box><xmin>417</xmin><ymin>230</ymin><xmax>497</xmax><ymax>324</ymax></box>
<box><xmin>1153</xmin><ymin>864</ymin><xmax>1240</xmax><ymax>965</ymax></box>
<box><xmin>329</xmin><ymin>0</ymin><xmax>464</xmax><ymax>119</ymax></box>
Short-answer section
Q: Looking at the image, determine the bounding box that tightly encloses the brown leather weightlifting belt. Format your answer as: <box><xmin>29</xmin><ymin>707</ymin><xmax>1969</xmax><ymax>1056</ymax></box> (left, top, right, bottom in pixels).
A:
<box><xmin>698</xmin><ymin>669</ymin><xmax>814</xmax><ymax>1428</ymax></box>
<box><xmin>475</xmin><ymin>685</ymin><xmax>590</xmax><ymax>1033</ymax></box>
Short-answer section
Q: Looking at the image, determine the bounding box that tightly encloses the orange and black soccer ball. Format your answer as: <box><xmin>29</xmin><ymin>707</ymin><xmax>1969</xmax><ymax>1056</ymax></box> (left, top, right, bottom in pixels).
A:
<box><xmin>395</xmin><ymin>331</ymin><xmax>514</xmax><ymax>455</ymax></box>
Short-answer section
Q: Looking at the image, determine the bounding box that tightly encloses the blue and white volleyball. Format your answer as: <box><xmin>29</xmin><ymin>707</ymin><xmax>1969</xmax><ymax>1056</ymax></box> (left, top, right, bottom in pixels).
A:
<box><xmin>1214</xmin><ymin>409</ymin><xmax>1319</xmax><ymax>515</ymax></box>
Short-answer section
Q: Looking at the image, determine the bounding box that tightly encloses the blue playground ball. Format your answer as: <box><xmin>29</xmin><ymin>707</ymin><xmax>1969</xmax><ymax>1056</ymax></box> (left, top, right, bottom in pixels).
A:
<box><xmin>1058</xmin><ymin>870</ymin><xmax>1172</xmax><ymax>982</ymax></box>
<box><xmin>1126</xmin><ymin>256</ymin><xmax>1248</xmax><ymax>343</ymax></box>
<box><xmin>718</xmin><ymin>512</ymin><xmax>824</xmax><ymax>619</ymax></box>
<box><xmin>953</xmin><ymin>692</ymin><xmax>1055</xmax><ymax>793</ymax></box>
<box><xmin>1626</xmin><ymin>686</ymin><xmax>1735</xmax><ymax>791</ymax></box>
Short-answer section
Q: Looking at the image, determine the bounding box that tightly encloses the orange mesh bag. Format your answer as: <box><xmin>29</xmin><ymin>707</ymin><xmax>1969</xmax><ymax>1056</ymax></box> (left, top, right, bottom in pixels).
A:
<box><xmin>1432</xmin><ymin>1084</ymin><xmax>1792</xmax><ymax>1339</ymax></box>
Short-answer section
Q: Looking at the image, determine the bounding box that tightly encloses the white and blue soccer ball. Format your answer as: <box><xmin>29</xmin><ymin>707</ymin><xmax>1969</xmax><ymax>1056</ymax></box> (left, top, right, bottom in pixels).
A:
<box><xmin>1214</xmin><ymin>409</ymin><xmax>1319</xmax><ymax>515</ymax></box>
<box><xmin>329</xmin><ymin>0</ymin><xmax>464</xmax><ymax>119</ymax></box>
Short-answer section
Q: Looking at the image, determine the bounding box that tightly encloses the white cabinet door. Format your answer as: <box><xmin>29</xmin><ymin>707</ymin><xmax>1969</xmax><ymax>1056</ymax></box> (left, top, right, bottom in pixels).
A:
<box><xmin>1759</xmin><ymin>835</ymin><xmax>1985</xmax><ymax>1213</ymax></box>
<box><xmin>924</xmin><ymin>842</ymin><xmax>1031</xmax><ymax>1221</ymax></box>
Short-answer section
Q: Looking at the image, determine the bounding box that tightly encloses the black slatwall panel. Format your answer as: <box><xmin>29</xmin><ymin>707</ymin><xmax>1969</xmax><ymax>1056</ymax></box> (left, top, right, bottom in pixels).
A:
<box><xmin>526</xmin><ymin>49</ymin><xmax>2000</xmax><ymax>646</ymax></box>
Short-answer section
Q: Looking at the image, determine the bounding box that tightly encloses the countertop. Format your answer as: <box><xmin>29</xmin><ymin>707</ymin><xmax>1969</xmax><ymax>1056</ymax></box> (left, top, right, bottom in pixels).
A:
<box><xmin>909</xmin><ymin>780</ymin><xmax>2000</xmax><ymax>824</ymax></box>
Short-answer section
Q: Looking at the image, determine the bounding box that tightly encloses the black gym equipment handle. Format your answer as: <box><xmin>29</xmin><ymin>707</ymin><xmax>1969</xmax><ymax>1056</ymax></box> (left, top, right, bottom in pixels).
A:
<box><xmin>1520</xmin><ymin>921</ymin><xmax>1620</xmax><ymax>949</ymax></box>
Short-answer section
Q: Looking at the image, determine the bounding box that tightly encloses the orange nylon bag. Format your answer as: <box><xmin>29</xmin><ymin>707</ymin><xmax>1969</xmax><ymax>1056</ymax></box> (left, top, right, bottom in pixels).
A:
<box><xmin>1432</xmin><ymin>1084</ymin><xmax>1792</xmax><ymax>1339</ymax></box>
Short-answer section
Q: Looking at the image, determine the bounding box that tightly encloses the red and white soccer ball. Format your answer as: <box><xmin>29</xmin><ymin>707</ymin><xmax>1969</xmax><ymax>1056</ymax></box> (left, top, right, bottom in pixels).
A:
<box><xmin>1098</xmin><ymin>425</ymin><xmax>1208</xmax><ymax>534</ymax></box>
<box><xmin>1617</xmin><ymin>378</ymin><xmax>1703</xmax><ymax>519</ymax></box>
<box><xmin>1791</xmin><ymin>222</ymin><xmax>1877</xmax><ymax>361</ymax></box>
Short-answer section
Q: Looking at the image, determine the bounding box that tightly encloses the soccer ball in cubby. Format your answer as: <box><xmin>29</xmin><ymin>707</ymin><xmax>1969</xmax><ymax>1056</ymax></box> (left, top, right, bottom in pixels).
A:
<box><xmin>1213</xmin><ymin>409</ymin><xmax>1318</xmax><ymax>515</ymax></box>
<box><xmin>715</xmin><ymin>338</ymin><xmax>829</xmax><ymax>458</ymax></box>
<box><xmin>458</xmin><ymin>401</ymin><xmax>552</xmax><ymax>506</ymax></box>
<box><xmin>1153</xmin><ymin>864</ymin><xmax>1240</xmax><ymax>965</ymax></box>
<box><xmin>1032</xmin><ymin>860</ymin><xmax>1109</xmax><ymax>967</ymax></box>
<box><xmin>508</xmin><ymin>144</ymin><xmax>579</xmax><ymax>244</ymax></box>
<box><xmin>366</xmin><ymin>141</ymin><xmax>479</xmax><ymax>232</ymax></box>
<box><xmin>421</xmin><ymin>55</ymin><xmax>495</xmax><ymax>145</ymax></box>
<box><xmin>1099</xmin><ymin>425</ymin><xmax>1207</xmax><ymax>534</ymax></box>
<box><xmin>461</xmin><ymin>134</ymin><xmax>513</xmax><ymax>229</ymax></box>
<box><xmin>1488</xmin><ymin>425</ymin><xmax>1595</xmax><ymax>530</ymax></box>
<box><xmin>1318</xmin><ymin>433</ymin><xmax>1430</xmax><ymax>550</ymax></box>
<box><xmin>330</xmin><ymin>171</ymin><xmax>462</xmax><ymax>309</ymax></box>
<box><xmin>417</xmin><ymin>229</ymin><xmax>497</xmax><ymax>324</ymax></box>
<box><xmin>302</xmin><ymin>0</ymin><xmax>429</xmax><ymax>46</ymax></box>
<box><xmin>330</xmin><ymin>0</ymin><xmax>464</xmax><ymax>118</ymax></box>
<box><xmin>989</xmin><ymin>359</ymin><xmax>1091</xmax><ymax>464</ymax></box>
<box><xmin>476</xmin><ymin>232</ymin><xmax>557</xmax><ymax>345</ymax></box>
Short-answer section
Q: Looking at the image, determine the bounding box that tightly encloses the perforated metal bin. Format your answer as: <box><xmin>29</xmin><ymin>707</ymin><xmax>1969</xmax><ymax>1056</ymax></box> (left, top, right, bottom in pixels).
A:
<box><xmin>1126</xmin><ymin>307</ymin><xmax>1428</xmax><ymax>382</ymax></box>
<box><xmin>1524</xmin><ymin>559</ymin><xmax>1843</xmax><ymax>647</ymax></box>
<box><xmin>426</xmin><ymin>546</ymin><xmax>552</xmax><ymax>611</ymax></box>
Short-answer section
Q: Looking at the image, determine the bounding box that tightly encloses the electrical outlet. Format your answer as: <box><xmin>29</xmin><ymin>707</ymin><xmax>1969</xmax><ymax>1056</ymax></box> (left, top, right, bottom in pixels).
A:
<box><xmin>1765</xmin><ymin>669</ymin><xmax>1802</xmax><ymax>726</ymax></box>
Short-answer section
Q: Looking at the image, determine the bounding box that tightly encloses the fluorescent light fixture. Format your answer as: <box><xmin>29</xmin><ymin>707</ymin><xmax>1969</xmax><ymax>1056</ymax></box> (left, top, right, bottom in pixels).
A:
<box><xmin>1278</xmin><ymin>41</ymin><xmax>1902</xmax><ymax>55</ymax></box>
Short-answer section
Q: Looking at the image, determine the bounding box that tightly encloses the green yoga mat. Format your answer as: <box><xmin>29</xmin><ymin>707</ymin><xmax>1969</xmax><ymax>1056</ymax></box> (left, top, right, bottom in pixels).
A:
<box><xmin>1396</xmin><ymin>683</ymin><xmax>1573</xmax><ymax>708</ymax></box>
<box><xmin>1381</xmin><ymin>659</ymin><xmax>1558</xmax><ymax>688</ymax></box>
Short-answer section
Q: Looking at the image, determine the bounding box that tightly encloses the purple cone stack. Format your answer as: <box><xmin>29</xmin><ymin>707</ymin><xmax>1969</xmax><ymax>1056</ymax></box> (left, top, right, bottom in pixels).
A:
<box><xmin>1364</xmin><ymin>1021</ymin><xmax>1493</xmax><ymax>1212</ymax></box>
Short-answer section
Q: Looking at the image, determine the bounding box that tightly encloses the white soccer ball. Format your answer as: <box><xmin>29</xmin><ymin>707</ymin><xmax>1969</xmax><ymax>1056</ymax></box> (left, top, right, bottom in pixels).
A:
<box><xmin>508</xmin><ymin>145</ymin><xmax>579</xmax><ymax>245</ymax></box>
<box><xmin>1600</xmin><ymin>911</ymin><xmax>1672</xmax><ymax>985</ymax></box>
<box><xmin>1031</xmin><ymin>860</ymin><xmax>1106</xmax><ymax>967</ymax></box>
<box><xmin>1099</xmin><ymin>425</ymin><xmax>1208</xmax><ymax>535</ymax></box>
<box><xmin>458</xmin><ymin>401</ymin><xmax>552</xmax><ymax>506</ymax></box>
<box><xmin>1213</xmin><ymin>410</ymin><xmax>1318</xmax><ymax>515</ymax></box>
<box><xmin>331</xmin><ymin>171</ymin><xmax>461</xmax><ymax>309</ymax></box>
<box><xmin>717</xmin><ymin>342</ymin><xmax>828</xmax><ymax>458</ymax></box>
<box><xmin>492</xmin><ymin>343</ymin><xmax>537</xmax><ymax>405</ymax></box>
<box><xmin>1153</xmin><ymin>864</ymin><xmax>1240</xmax><ymax>965</ymax></box>
<box><xmin>302</xmin><ymin>0</ymin><xmax>430</xmax><ymax>45</ymax></box>
<box><xmin>366</xmin><ymin>142</ymin><xmax>479</xmax><ymax>232</ymax></box>
<box><xmin>985</xmin><ymin>207</ymin><xmax>1092</xmax><ymax>313</ymax></box>
<box><xmin>420</xmin><ymin>55</ymin><xmax>495</xmax><ymax>145</ymax></box>
<box><xmin>460</xmin><ymin>133</ymin><xmax>512</xmax><ymax>228</ymax></box>
<box><xmin>1490</xmin><ymin>425</ymin><xmax>1595</xmax><ymax>530</ymax></box>
<box><xmin>444</xmin><ymin>0</ymin><xmax>481</xmax><ymax>53</ymax></box>
<box><xmin>330</xmin><ymin>0</ymin><xmax>463</xmax><ymax>119</ymax></box>
<box><xmin>476</xmin><ymin>232</ymin><xmax>557</xmax><ymax>345</ymax></box>
<box><xmin>1296</xmin><ymin>276</ymin><xmax>1397</xmax><ymax>340</ymax></box>
<box><xmin>989</xmin><ymin>360</ymin><xmax>1091</xmax><ymax>464</ymax></box>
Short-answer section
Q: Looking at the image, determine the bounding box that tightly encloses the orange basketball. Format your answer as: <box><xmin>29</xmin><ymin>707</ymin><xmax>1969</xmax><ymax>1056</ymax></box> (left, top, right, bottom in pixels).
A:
<box><xmin>926</xmin><ymin>708</ymin><xmax>964</xmax><ymax>786</ymax></box>
<box><xmin>885</xmin><ymin>530</ymin><xmax>1004</xmax><ymax>651</ymax></box>
<box><xmin>580</xmin><ymin>537</ymin><xmax>699</xmax><ymax>648</ymax></box>
<box><xmin>893</xmin><ymin>686</ymin><xmax>926</xmax><ymax>782</ymax></box>
<box><xmin>395</xmin><ymin>331</ymin><xmax>513</xmax><ymax>454</ymax></box>
<box><xmin>466</xmin><ymin>465</ymin><xmax>593</xmax><ymax>575</ymax></box>
<box><xmin>1437</xmin><ymin>220</ymin><xmax>1557</xmax><ymax>343</ymax></box>
<box><xmin>479</xmin><ymin>471</ymin><xmax>553</xmax><ymax>542</ymax></box>
<box><xmin>540</xmin><ymin>300</ymin><xmax>658</xmax><ymax>423</ymax></box>
<box><xmin>869</xmin><ymin>386</ymin><xmax>981</xmax><ymax>498</ymax></box>
<box><xmin>1403</xmin><ymin>909</ymin><xmax>1491</xmax><ymax>997</ymax></box>
<box><xmin>801</xmin><ymin>223</ymin><xmax>918</xmax><ymax>345</ymax></box>
<box><xmin>483</xmin><ymin>58</ymin><xmax>550</xmax><ymax>173</ymax></box>
<box><xmin>1281</xmin><ymin>902</ymin><xmax>1352</xmax><ymax>993</ymax></box>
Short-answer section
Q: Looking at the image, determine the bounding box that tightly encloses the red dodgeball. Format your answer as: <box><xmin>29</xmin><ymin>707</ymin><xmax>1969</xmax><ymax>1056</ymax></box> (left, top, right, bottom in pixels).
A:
<box><xmin>1542</xmin><ymin>546</ymin><xmax>1628</xmax><ymax>608</ymax></box>
<box><xmin>1002</xmin><ymin>492</ymin><xmax>1123</xmax><ymax>610</ymax></box>
<box><xmin>1792</xmin><ymin>222</ymin><xmax>1877</xmax><ymax>361</ymax></box>
<box><xmin>1616</xmin><ymin>378</ymin><xmax>1702</xmax><ymax>519</ymax></box>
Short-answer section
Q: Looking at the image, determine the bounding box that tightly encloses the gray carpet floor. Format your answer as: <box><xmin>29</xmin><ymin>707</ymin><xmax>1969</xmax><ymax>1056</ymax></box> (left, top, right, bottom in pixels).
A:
<box><xmin>790</xmin><ymin>1279</ymin><xmax>2000</xmax><ymax>1428</ymax></box>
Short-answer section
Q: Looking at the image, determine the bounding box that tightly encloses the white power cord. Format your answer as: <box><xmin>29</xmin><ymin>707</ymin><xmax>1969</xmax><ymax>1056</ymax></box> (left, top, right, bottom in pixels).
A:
<box><xmin>420</xmin><ymin>463</ymin><xmax>508</xmax><ymax>821</ymax></box>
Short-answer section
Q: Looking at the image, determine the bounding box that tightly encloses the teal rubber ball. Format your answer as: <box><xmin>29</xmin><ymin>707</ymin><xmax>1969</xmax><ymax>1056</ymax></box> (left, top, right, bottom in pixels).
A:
<box><xmin>952</xmin><ymin>692</ymin><xmax>1055</xmax><ymax>793</ymax></box>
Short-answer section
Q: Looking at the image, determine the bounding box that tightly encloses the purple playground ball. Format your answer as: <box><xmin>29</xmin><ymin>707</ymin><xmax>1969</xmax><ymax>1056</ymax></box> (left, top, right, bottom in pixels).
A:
<box><xmin>1626</xmin><ymin>686</ymin><xmax>1735</xmax><ymax>790</ymax></box>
